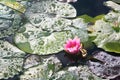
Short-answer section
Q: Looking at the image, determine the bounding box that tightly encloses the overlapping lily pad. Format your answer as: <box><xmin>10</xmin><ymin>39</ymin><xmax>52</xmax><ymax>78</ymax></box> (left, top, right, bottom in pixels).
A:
<box><xmin>20</xmin><ymin>56</ymin><xmax>62</xmax><ymax>80</ymax></box>
<box><xmin>50</xmin><ymin>65</ymin><xmax>108</xmax><ymax>80</ymax></box>
<box><xmin>25</xmin><ymin>0</ymin><xmax>76</xmax><ymax>27</ymax></box>
<box><xmin>0</xmin><ymin>0</ymin><xmax>26</xmax><ymax>13</ymax></box>
<box><xmin>14</xmin><ymin>17</ymin><xmax>88</xmax><ymax>55</ymax></box>
<box><xmin>20</xmin><ymin>54</ymin><xmax>107</xmax><ymax>80</ymax></box>
<box><xmin>0</xmin><ymin>40</ymin><xmax>25</xmax><ymax>79</ymax></box>
<box><xmin>105</xmin><ymin>1</ymin><xmax>120</xmax><ymax>11</ymax></box>
<box><xmin>89</xmin><ymin>18</ymin><xmax>120</xmax><ymax>53</ymax></box>
<box><xmin>23</xmin><ymin>55</ymin><xmax>42</xmax><ymax>69</ymax></box>
<box><xmin>0</xmin><ymin>2</ymin><xmax>24</xmax><ymax>38</ymax></box>
<box><xmin>110</xmin><ymin>0</ymin><xmax>120</xmax><ymax>3</ymax></box>
<box><xmin>88</xmin><ymin>1</ymin><xmax>120</xmax><ymax>53</ymax></box>
<box><xmin>13</xmin><ymin>0</ymin><xmax>85</xmax><ymax>55</ymax></box>
<box><xmin>88</xmin><ymin>51</ymin><xmax>120</xmax><ymax>79</ymax></box>
<box><xmin>14</xmin><ymin>23</ymin><xmax>73</xmax><ymax>54</ymax></box>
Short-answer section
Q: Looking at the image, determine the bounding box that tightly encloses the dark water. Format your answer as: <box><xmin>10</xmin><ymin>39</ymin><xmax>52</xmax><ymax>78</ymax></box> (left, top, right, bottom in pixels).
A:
<box><xmin>71</xmin><ymin>0</ymin><xmax>110</xmax><ymax>17</ymax></box>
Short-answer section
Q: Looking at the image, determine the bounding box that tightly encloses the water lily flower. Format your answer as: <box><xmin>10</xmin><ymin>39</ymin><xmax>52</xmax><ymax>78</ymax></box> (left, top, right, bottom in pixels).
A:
<box><xmin>64</xmin><ymin>37</ymin><xmax>82</xmax><ymax>54</ymax></box>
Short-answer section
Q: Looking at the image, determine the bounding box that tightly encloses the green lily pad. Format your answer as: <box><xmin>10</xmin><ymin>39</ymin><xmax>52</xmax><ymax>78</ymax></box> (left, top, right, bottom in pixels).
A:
<box><xmin>51</xmin><ymin>66</ymin><xmax>108</xmax><ymax>80</ymax></box>
<box><xmin>14</xmin><ymin>28</ymin><xmax>73</xmax><ymax>55</ymax></box>
<box><xmin>110</xmin><ymin>0</ymin><xmax>120</xmax><ymax>3</ymax></box>
<box><xmin>0</xmin><ymin>40</ymin><xmax>25</xmax><ymax>79</ymax></box>
<box><xmin>104</xmin><ymin>11</ymin><xmax>120</xmax><ymax>29</ymax></box>
<box><xmin>20</xmin><ymin>64</ymin><xmax>52</xmax><ymax>80</ymax></box>
<box><xmin>105</xmin><ymin>1</ymin><xmax>120</xmax><ymax>12</ymax></box>
<box><xmin>104</xmin><ymin>42</ymin><xmax>120</xmax><ymax>53</ymax></box>
<box><xmin>25</xmin><ymin>0</ymin><xmax>76</xmax><ymax>26</ymax></box>
<box><xmin>0</xmin><ymin>0</ymin><xmax>26</xmax><ymax>13</ymax></box>
<box><xmin>20</xmin><ymin>55</ymin><xmax>106</xmax><ymax>80</ymax></box>
<box><xmin>20</xmin><ymin>56</ymin><xmax>62</xmax><ymax>80</ymax></box>
<box><xmin>89</xmin><ymin>19</ymin><xmax>120</xmax><ymax>53</ymax></box>
<box><xmin>79</xmin><ymin>14</ymin><xmax>104</xmax><ymax>23</ymax></box>
<box><xmin>14</xmin><ymin>18</ymin><xmax>88</xmax><ymax>55</ymax></box>
<box><xmin>0</xmin><ymin>3</ymin><xmax>23</xmax><ymax>38</ymax></box>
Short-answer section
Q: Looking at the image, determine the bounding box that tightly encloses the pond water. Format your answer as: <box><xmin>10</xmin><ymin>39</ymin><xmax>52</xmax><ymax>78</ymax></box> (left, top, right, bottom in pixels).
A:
<box><xmin>0</xmin><ymin>0</ymin><xmax>120</xmax><ymax>80</ymax></box>
<box><xmin>71</xmin><ymin>0</ymin><xmax>110</xmax><ymax>17</ymax></box>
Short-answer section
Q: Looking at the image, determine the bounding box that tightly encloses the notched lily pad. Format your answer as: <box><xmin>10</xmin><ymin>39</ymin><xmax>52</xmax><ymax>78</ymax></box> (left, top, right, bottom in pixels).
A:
<box><xmin>0</xmin><ymin>40</ymin><xmax>25</xmax><ymax>79</ymax></box>
<box><xmin>15</xmin><ymin>27</ymin><xmax>73</xmax><ymax>55</ymax></box>
<box><xmin>14</xmin><ymin>18</ymin><xmax>88</xmax><ymax>55</ymax></box>
<box><xmin>88</xmin><ymin>51</ymin><xmax>120</xmax><ymax>79</ymax></box>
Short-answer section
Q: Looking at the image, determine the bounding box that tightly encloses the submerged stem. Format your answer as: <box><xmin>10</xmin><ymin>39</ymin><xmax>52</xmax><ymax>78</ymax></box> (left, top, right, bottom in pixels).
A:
<box><xmin>86</xmin><ymin>56</ymin><xmax>105</xmax><ymax>64</ymax></box>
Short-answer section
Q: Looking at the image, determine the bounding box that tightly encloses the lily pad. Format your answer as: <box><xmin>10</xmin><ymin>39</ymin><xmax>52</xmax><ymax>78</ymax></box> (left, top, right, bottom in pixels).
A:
<box><xmin>23</xmin><ymin>55</ymin><xmax>42</xmax><ymax>69</ymax></box>
<box><xmin>14</xmin><ymin>18</ymin><xmax>88</xmax><ymax>55</ymax></box>
<box><xmin>20</xmin><ymin>56</ymin><xmax>62</xmax><ymax>80</ymax></box>
<box><xmin>0</xmin><ymin>40</ymin><xmax>25</xmax><ymax>79</ymax></box>
<box><xmin>105</xmin><ymin>1</ymin><xmax>120</xmax><ymax>12</ymax></box>
<box><xmin>15</xmin><ymin>29</ymin><xmax>73</xmax><ymax>54</ymax></box>
<box><xmin>0</xmin><ymin>0</ymin><xmax>26</xmax><ymax>13</ymax></box>
<box><xmin>20</xmin><ymin>64</ymin><xmax>52</xmax><ymax>80</ymax></box>
<box><xmin>25</xmin><ymin>0</ymin><xmax>76</xmax><ymax>26</ymax></box>
<box><xmin>88</xmin><ymin>51</ymin><xmax>120</xmax><ymax>79</ymax></box>
<box><xmin>89</xmin><ymin>19</ymin><xmax>120</xmax><ymax>53</ymax></box>
<box><xmin>51</xmin><ymin>66</ymin><xmax>108</xmax><ymax>80</ymax></box>
<box><xmin>110</xmin><ymin>0</ymin><xmax>120</xmax><ymax>3</ymax></box>
<box><xmin>88</xmin><ymin>2</ymin><xmax>120</xmax><ymax>53</ymax></box>
<box><xmin>78</xmin><ymin>14</ymin><xmax>104</xmax><ymax>23</ymax></box>
<box><xmin>20</xmin><ymin>54</ymin><xmax>106</xmax><ymax>80</ymax></box>
<box><xmin>0</xmin><ymin>3</ymin><xmax>23</xmax><ymax>38</ymax></box>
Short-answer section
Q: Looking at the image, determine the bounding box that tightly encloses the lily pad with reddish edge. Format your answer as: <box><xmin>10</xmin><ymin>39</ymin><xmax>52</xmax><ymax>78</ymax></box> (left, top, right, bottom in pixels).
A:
<box><xmin>88</xmin><ymin>51</ymin><xmax>120</xmax><ymax>79</ymax></box>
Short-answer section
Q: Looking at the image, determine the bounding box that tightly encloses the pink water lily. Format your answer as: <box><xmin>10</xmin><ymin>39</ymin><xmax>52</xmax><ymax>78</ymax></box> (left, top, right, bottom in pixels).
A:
<box><xmin>64</xmin><ymin>37</ymin><xmax>82</xmax><ymax>54</ymax></box>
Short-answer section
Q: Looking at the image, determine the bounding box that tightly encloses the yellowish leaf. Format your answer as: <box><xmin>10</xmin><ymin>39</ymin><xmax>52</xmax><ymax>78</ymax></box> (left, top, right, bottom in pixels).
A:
<box><xmin>0</xmin><ymin>0</ymin><xmax>26</xmax><ymax>13</ymax></box>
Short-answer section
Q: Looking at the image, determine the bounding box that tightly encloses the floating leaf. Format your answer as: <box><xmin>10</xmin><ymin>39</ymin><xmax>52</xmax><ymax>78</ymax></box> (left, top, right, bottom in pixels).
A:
<box><xmin>14</xmin><ymin>18</ymin><xmax>88</xmax><ymax>55</ymax></box>
<box><xmin>20</xmin><ymin>56</ymin><xmax>62</xmax><ymax>80</ymax></box>
<box><xmin>89</xmin><ymin>19</ymin><xmax>120</xmax><ymax>53</ymax></box>
<box><xmin>51</xmin><ymin>66</ymin><xmax>108</xmax><ymax>80</ymax></box>
<box><xmin>25</xmin><ymin>0</ymin><xmax>76</xmax><ymax>26</ymax></box>
<box><xmin>20</xmin><ymin>64</ymin><xmax>52</xmax><ymax>80</ymax></box>
<box><xmin>23</xmin><ymin>55</ymin><xmax>42</xmax><ymax>69</ymax></box>
<box><xmin>105</xmin><ymin>1</ymin><xmax>120</xmax><ymax>12</ymax></box>
<box><xmin>21</xmin><ymin>54</ymin><xmax>106</xmax><ymax>80</ymax></box>
<box><xmin>0</xmin><ymin>0</ymin><xmax>26</xmax><ymax>13</ymax></box>
<box><xmin>104</xmin><ymin>11</ymin><xmax>120</xmax><ymax>28</ymax></box>
<box><xmin>110</xmin><ymin>0</ymin><xmax>120</xmax><ymax>3</ymax></box>
<box><xmin>93</xmin><ymin>14</ymin><xmax>105</xmax><ymax>22</ymax></box>
<box><xmin>79</xmin><ymin>14</ymin><xmax>104</xmax><ymax>23</ymax></box>
<box><xmin>0</xmin><ymin>4</ymin><xmax>22</xmax><ymax>38</ymax></box>
<box><xmin>0</xmin><ymin>40</ymin><xmax>25</xmax><ymax>79</ymax></box>
<box><xmin>78</xmin><ymin>15</ymin><xmax>93</xmax><ymax>23</ymax></box>
<box><xmin>88</xmin><ymin>51</ymin><xmax>120</xmax><ymax>79</ymax></box>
